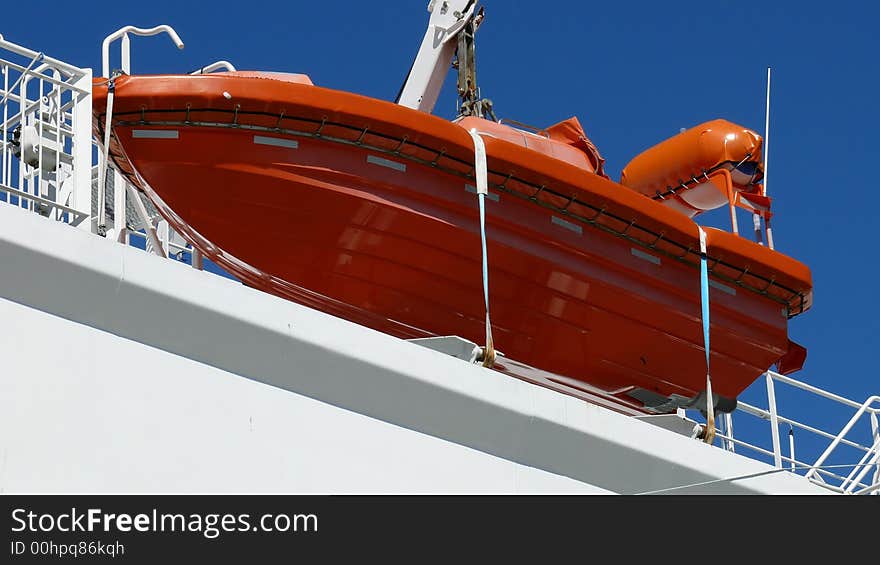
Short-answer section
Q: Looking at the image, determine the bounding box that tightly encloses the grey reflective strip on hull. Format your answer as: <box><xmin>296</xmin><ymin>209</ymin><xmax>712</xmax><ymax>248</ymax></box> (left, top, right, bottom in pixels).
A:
<box><xmin>631</xmin><ymin>248</ymin><xmax>661</xmax><ymax>265</ymax></box>
<box><xmin>551</xmin><ymin>216</ymin><xmax>582</xmax><ymax>234</ymax></box>
<box><xmin>709</xmin><ymin>280</ymin><xmax>736</xmax><ymax>296</ymax></box>
<box><xmin>367</xmin><ymin>155</ymin><xmax>406</xmax><ymax>172</ymax></box>
<box><xmin>254</xmin><ymin>135</ymin><xmax>298</xmax><ymax>149</ymax></box>
<box><xmin>132</xmin><ymin>130</ymin><xmax>179</xmax><ymax>139</ymax></box>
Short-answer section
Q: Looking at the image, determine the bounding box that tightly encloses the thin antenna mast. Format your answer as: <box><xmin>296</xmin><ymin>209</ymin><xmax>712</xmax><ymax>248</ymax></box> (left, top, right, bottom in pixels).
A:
<box><xmin>763</xmin><ymin>67</ymin><xmax>775</xmax><ymax>249</ymax></box>
<box><xmin>764</xmin><ymin>67</ymin><xmax>771</xmax><ymax>198</ymax></box>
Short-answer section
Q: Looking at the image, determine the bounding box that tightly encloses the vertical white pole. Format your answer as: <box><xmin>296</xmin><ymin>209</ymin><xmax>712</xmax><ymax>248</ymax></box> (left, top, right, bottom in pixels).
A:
<box><xmin>788</xmin><ymin>426</ymin><xmax>796</xmax><ymax>471</ymax></box>
<box><xmin>2</xmin><ymin>60</ymin><xmax>8</xmax><ymax>190</ymax></box>
<box><xmin>753</xmin><ymin>213</ymin><xmax>763</xmax><ymax>245</ymax></box>
<box><xmin>17</xmin><ymin>70</ymin><xmax>25</xmax><ymax>209</ymax></box>
<box><xmin>766</xmin><ymin>373</ymin><xmax>783</xmax><ymax>468</ymax></box>
<box><xmin>121</xmin><ymin>33</ymin><xmax>131</xmax><ymax>75</ymax></box>
<box><xmin>763</xmin><ymin>67</ymin><xmax>771</xmax><ymax>198</ymax></box>
<box><xmin>872</xmin><ymin>412</ymin><xmax>879</xmax><ymax>490</ymax></box>
<box><xmin>724</xmin><ymin>413</ymin><xmax>735</xmax><ymax>452</ymax></box>
<box><xmin>158</xmin><ymin>218</ymin><xmax>170</xmax><ymax>254</ymax></box>
<box><xmin>763</xmin><ymin>67</ymin><xmax>775</xmax><ymax>250</ymax></box>
<box><xmin>192</xmin><ymin>248</ymin><xmax>204</xmax><ymax>270</ymax></box>
<box><xmin>71</xmin><ymin>68</ymin><xmax>92</xmax><ymax>230</ymax></box>
<box><xmin>113</xmin><ymin>168</ymin><xmax>126</xmax><ymax>242</ymax></box>
<box><xmin>36</xmin><ymin>77</ymin><xmax>43</xmax><ymax>205</ymax></box>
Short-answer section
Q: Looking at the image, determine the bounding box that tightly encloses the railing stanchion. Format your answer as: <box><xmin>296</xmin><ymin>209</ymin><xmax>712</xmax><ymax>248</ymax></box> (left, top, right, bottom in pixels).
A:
<box><xmin>766</xmin><ymin>373</ymin><xmax>783</xmax><ymax>468</ymax></box>
<box><xmin>723</xmin><ymin>413</ymin><xmax>735</xmax><ymax>452</ymax></box>
<box><xmin>872</xmin><ymin>412</ymin><xmax>879</xmax><ymax>490</ymax></box>
<box><xmin>112</xmin><ymin>167</ymin><xmax>125</xmax><ymax>241</ymax></box>
<box><xmin>192</xmin><ymin>248</ymin><xmax>204</xmax><ymax>270</ymax></box>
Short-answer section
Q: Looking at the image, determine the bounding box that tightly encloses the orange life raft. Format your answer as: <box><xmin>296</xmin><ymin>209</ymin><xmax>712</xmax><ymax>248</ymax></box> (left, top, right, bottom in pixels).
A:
<box><xmin>621</xmin><ymin>119</ymin><xmax>766</xmax><ymax>219</ymax></box>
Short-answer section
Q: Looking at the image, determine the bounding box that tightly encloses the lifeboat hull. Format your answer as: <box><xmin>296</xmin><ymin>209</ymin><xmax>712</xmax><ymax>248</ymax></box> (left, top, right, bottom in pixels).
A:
<box><xmin>92</xmin><ymin>74</ymin><xmax>812</xmax><ymax>412</ymax></box>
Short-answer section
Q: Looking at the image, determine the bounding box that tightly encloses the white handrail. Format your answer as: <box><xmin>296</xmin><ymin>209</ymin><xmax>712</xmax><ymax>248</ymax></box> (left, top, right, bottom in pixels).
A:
<box><xmin>0</xmin><ymin>35</ymin><xmax>87</xmax><ymax>77</ymax></box>
<box><xmin>766</xmin><ymin>374</ymin><xmax>783</xmax><ymax>467</ymax></box>
<box><xmin>769</xmin><ymin>371</ymin><xmax>875</xmax><ymax>411</ymax></box>
<box><xmin>0</xmin><ymin>50</ymin><xmax>42</xmax><ymax>107</ymax></box>
<box><xmin>190</xmin><ymin>60</ymin><xmax>237</xmax><ymax>75</ymax></box>
<box><xmin>101</xmin><ymin>25</ymin><xmax>184</xmax><ymax>78</ymax></box>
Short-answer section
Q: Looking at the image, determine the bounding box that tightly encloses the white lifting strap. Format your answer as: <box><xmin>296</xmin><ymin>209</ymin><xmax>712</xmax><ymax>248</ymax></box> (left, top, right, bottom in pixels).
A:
<box><xmin>468</xmin><ymin>128</ymin><xmax>495</xmax><ymax>368</ymax></box>
<box><xmin>699</xmin><ymin>226</ymin><xmax>716</xmax><ymax>444</ymax></box>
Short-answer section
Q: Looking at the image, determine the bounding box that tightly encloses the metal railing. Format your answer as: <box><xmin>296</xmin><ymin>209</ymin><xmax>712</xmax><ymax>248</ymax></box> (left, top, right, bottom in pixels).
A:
<box><xmin>1</xmin><ymin>35</ymin><xmax>92</xmax><ymax>228</ymax></box>
<box><xmin>710</xmin><ymin>371</ymin><xmax>880</xmax><ymax>494</ymax></box>
<box><xmin>89</xmin><ymin>164</ymin><xmax>205</xmax><ymax>268</ymax></box>
<box><xmin>1</xmin><ymin>32</ymin><xmax>216</xmax><ymax>271</ymax></box>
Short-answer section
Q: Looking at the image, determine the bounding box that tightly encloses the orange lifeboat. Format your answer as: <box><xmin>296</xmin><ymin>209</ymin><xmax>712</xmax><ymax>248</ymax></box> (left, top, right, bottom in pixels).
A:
<box><xmin>91</xmin><ymin>72</ymin><xmax>812</xmax><ymax>416</ymax></box>
<box><xmin>621</xmin><ymin>119</ymin><xmax>770</xmax><ymax>220</ymax></box>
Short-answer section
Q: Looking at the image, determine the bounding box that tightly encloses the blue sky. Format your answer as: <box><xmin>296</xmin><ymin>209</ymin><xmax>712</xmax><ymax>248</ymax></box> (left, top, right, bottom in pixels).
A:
<box><xmin>4</xmin><ymin>1</ymin><xmax>876</xmax><ymax>467</ymax></box>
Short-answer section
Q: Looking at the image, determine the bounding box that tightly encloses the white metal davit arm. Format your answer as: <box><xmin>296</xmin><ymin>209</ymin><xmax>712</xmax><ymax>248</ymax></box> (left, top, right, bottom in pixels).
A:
<box><xmin>190</xmin><ymin>60</ymin><xmax>237</xmax><ymax>75</ymax></box>
<box><xmin>397</xmin><ymin>0</ymin><xmax>479</xmax><ymax>113</ymax></box>
<box><xmin>97</xmin><ymin>24</ymin><xmax>184</xmax><ymax>238</ymax></box>
<box><xmin>101</xmin><ymin>25</ymin><xmax>184</xmax><ymax>78</ymax></box>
